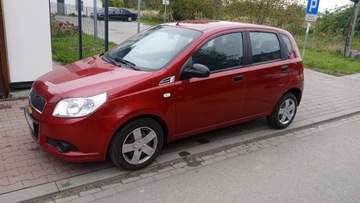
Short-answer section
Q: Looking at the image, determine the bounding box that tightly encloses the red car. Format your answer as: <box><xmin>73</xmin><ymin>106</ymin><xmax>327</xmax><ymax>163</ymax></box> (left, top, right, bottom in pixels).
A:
<box><xmin>25</xmin><ymin>20</ymin><xmax>304</xmax><ymax>170</ymax></box>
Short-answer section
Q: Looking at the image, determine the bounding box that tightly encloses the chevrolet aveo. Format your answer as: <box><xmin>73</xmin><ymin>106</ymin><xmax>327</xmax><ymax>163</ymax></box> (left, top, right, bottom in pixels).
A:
<box><xmin>25</xmin><ymin>20</ymin><xmax>304</xmax><ymax>170</ymax></box>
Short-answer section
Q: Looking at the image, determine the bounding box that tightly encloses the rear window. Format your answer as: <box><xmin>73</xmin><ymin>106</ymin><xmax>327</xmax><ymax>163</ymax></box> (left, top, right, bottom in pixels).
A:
<box><xmin>280</xmin><ymin>34</ymin><xmax>292</xmax><ymax>58</ymax></box>
<box><xmin>250</xmin><ymin>32</ymin><xmax>281</xmax><ymax>63</ymax></box>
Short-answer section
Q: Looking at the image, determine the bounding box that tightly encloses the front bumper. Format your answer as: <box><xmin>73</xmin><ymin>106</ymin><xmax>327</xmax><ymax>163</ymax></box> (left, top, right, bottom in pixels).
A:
<box><xmin>23</xmin><ymin>105</ymin><xmax>114</xmax><ymax>162</ymax></box>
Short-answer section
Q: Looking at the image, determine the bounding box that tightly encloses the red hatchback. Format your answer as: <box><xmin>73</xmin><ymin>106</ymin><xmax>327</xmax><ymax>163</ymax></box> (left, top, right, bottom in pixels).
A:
<box><xmin>25</xmin><ymin>21</ymin><xmax>304</xmax><ymax>170</ymax></box>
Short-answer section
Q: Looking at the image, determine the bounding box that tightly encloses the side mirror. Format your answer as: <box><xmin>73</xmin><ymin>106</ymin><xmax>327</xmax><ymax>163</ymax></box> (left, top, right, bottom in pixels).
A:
<box><xmin>184</xmin><ymin>63</ymin><xmax>210</xmax><ymax>78</ymax></box>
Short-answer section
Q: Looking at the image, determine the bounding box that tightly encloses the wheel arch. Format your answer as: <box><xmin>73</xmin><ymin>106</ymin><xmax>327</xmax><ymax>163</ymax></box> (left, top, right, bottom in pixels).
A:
<box><xmin>286</xmin><ymin>88</ymin><xmax>302</xmax><ymax>105</ymax></box>
<box><xmin>106</xmin><ymin>114</ymin><xmax>169</xmax><ymax>158</ymax></box>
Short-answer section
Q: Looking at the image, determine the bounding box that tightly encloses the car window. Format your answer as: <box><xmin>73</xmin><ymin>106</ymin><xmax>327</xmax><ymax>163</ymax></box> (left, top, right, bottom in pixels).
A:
<box><xmin>250</xmin><ymin>32</ymin><xmax>281</xmax><ymax>63</ymax></box>
<box><xmin>109</xmin><ymin>8</ymin><xmax>116</xmax><ymax>14</ymax></box>
<box><xmin>280</xmin><ymin>34</ymin><xmax>292</xmax><ymax>58</ymax></box>
<box><xmin>108</xmin><ymin>26</ymin><xmax>202</xmax><ymax>71</ymax></box>
<box><xmin>193</xmin><ymin>33</ymin><xmax>243</xmax><ymax>72</ymax></box>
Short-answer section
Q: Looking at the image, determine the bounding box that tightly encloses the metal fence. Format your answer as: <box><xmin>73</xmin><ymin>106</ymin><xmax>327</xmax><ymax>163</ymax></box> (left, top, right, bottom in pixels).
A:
<box><xmin>50</xmin><ymin>2</ymin><xmax>106</xmax><ymax>62</ymax></box>
<box><xmin>50</xmin><ymin>2</ymin><xmax>94</xmax><ymax>17</ymax></box>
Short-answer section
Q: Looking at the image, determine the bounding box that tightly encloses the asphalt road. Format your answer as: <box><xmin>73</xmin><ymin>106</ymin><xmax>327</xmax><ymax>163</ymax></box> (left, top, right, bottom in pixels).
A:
<box><xmin>94</xmin><ymin>114</ymin><xmax>360</xmax><ymax>203</ymax></box>
<box><xmin>54</xmin><ymin>15</ymin><xmax>151</xmax><ymax>44</ymax></box>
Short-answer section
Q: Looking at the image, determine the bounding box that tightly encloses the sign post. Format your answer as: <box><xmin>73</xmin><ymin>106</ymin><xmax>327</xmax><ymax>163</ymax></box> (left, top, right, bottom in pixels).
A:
<box><xmin>344</xmin><ymin>0</ymin><xmax>360</xmax><ymax>57</ymax></box>
<box><xmin>303</xmin><ymin>0</ymin><xmax>320</xmax><ymax>59</ymax></box>
<box><xmin>163</xmin><ymin>0</ymin><xmax>169</xmax><ymax>23</ymax></box>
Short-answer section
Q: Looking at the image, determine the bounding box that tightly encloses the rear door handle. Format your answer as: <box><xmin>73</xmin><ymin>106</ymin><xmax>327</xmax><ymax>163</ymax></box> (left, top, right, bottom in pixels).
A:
<box><xmin>234</xmin><ymin>75</ymin><xmax>244</xmax><ymax>82</ymax></box>
<box><xmin>281</xmin><ymin>66</ymin><xmax>289</xmax><ymax>71</ymax></box>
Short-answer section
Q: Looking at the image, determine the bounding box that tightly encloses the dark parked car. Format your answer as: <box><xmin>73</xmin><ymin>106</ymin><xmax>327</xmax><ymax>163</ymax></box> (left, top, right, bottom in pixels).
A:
<box><xmin>95</xmin><ymin>7</ymin><xmax>137</xmax><ymax>22</ymax></box>
<box><xmin>25</xmin><ymin>20</ymin><xmax>304</xmax><ymax>171</ymax></box>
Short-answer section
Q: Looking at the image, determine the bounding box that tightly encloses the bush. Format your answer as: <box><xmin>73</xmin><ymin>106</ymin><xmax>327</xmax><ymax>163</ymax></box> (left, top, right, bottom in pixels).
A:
<box><xmin>141</xmin><ymin>10</ymin><xmax>163</xmax><ymax>25</ymax></box>
<box><xmin>51</xmin><ymin>21</ymin><xmax>78</xmax><ymax>38</ymax></box>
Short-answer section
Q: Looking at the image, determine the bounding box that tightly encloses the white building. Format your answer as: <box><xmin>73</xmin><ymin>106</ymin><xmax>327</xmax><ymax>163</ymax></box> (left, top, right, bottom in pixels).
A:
<box><xmin>0</xmin><ymin>0</ymin><xmax>52</xmax><ymax>94</ymax></box>
<box><xmin>50</xmin><ymin>0</ymin><xmax>103</xmax><ymax>16</ymax></box>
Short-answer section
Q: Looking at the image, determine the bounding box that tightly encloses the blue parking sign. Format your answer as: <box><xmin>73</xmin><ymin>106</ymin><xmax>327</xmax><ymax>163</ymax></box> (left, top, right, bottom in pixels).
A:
<box><xmin>306</xmin><ymin>0</ymin><xmax>320</xmax><ymax>15</ymax></box>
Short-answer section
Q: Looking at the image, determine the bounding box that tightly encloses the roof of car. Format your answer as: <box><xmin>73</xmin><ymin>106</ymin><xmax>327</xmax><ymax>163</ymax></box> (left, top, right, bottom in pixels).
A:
<box><xmin>165</xmin><ymin>20</ymin><xmax>286</xmax><ymax>33</ymax></box>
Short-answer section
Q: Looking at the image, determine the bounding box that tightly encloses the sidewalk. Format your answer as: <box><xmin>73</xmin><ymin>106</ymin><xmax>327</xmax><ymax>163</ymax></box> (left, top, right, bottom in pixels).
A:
<box><xmin>1</xmin><ymin>69</ymin><xmax>360</xmax><ymax>202</ymax></box>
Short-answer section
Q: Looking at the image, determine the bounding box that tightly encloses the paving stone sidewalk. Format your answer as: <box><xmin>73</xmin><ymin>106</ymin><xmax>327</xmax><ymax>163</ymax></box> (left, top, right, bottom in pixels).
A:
<box><xmin>1</xmin><ymin>69</ymin><xmax>360</xmax><ymax>197</ymax></box>
<box><xmin>47</xmin><ymin>114</ymin><xmax>360</xmax><ymax>203</ymax></box>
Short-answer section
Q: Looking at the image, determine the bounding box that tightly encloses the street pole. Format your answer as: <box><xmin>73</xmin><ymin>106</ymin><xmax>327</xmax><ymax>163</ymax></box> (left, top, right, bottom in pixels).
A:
<box><xmin>344</xmin><ymin>0</ymin><xmax>360</xmax><ymax>57</ymax></box>
<box><xmin>164</xmin><ymin>4</ymin><xmax>167</xmax><ymax>23</ymax></box>
<box><xmin>93</xmin><ymin>0</ymin><xmax>98</xmax><ymax>42</ymax></box>
<box><xmin>137</xmin><ymin>0</ymin><xmax>141</xmax><ymax>33</ymax></box>
<box><xmin>77</xmin><ymin>0</ymin><xmax>83</xmax><ymax>59</ymax></box>
<box><xmin>302</xmin><ymin>23</ymin><xmax>311</xmax><ymax>59</ymax></box>
<box><xmin>104</xmin><ymin>0</ymin><xmax>109</xmax><ymax>51</ymax></box>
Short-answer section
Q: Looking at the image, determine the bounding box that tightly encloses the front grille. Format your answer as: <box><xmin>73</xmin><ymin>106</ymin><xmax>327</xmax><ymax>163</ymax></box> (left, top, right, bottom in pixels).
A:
<box><xmin>29</xmin><ymin>88</ymin><xmax>46</xmax><ymax>113</ymax></box>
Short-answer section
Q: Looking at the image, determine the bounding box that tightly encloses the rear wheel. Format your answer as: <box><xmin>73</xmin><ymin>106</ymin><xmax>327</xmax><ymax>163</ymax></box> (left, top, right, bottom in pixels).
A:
<box><xmin>109</xmin><ymin>118</ymin><xmax>163</xmax><ymax>170</ymax></box>
<box><xmin>267</xmin><ymin>93</ymin><xmax>298</xmax><ymax>129</ymax></box>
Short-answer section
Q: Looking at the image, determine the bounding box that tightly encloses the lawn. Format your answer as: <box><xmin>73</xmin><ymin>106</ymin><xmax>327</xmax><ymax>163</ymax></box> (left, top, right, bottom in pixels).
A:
<box><xmin>52</xmin><ymin>34</ymin><xmax>116</xmax><ymax>64</ymax></box>
<box><xmin>296</xmin><ymin>33</ymin><xmax>360</xmax><ymax>75</ymax></box>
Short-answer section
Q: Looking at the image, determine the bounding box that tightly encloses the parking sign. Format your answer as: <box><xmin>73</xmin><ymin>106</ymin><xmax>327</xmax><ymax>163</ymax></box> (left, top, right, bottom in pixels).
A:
<box><xmin>305</xmin><ymin>0</ymin><xmax>320</xmax><ymax>22</ymax></box>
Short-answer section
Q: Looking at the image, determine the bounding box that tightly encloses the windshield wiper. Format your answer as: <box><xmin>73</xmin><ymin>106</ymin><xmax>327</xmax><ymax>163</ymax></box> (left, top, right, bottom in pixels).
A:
<box><xmin>113</xmin><ymin>58</ymin><xmax>139</xmax><ymax>71</ymax></box>
<box><xmin>103</xmin><ymin>52</ymin><xmax>122</xmax><ymax>67</ymax></box>
<box><xmin>103</xmin><ymin>52</ymin><xmax>140</xmax><ymax>70</ymax></box>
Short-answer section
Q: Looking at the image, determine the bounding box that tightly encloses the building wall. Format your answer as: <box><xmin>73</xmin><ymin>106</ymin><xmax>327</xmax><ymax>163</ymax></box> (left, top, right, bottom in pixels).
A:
<box><xmin>2</xmin><ymin>0</ymin><xmax>52</xmax><ymax>84</ymax></box>
<box><xmin>50</xmin><ymin>0</ymin><xmax>103</xmax><ymax>16</ymax></box>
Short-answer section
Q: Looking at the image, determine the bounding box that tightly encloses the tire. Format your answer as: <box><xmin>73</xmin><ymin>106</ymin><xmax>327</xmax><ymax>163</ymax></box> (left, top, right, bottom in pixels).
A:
<box><xmin>266</xmin><ymin>93</ymin><xmax>298</xmax><ymax>129</ymax></box>
<box><xmin>127</xmin><ymin>16</ymin><xmax>133</xmax><ymax>22</ymax></box>
<box><xmin>109</xmin><ymin>118</ymin><xmax>163</xmax><ymax>170</ymax></box>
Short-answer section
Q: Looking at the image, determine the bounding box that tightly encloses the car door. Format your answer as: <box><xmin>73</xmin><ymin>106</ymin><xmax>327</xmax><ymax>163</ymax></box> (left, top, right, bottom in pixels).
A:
<box><xmin>111</xmin><ymin>8</ymin><xmax>121</xmax><ymax>20</ymax></box>
<box><xmin>242</xmin><ymin>31</ymin><xmax>292</xmax><ymax>117</ymax></box>
<box><xmin>175</xmin><ymin>32</ymin><xmax>250</xmax><ymax>137</ymax></box>
<box><xmin>118</xmin><ymin>9</ymin><xmax>127</xmax><ymax>21</ymax></box>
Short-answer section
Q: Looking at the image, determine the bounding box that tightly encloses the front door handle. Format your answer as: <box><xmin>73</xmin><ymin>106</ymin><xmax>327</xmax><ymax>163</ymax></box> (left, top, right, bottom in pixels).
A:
<box><xmin>234</xmin><ymin>75</ymin><xmax>244</xmax><ymax>82</ymax></box>
<box><xmin>281</xmin><ymin>66</ymin><xmax>289</xmax><ymax>71</ymax></box>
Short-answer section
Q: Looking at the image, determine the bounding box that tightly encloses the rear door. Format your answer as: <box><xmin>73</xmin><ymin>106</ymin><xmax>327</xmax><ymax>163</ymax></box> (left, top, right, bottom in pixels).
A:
<box><xmin>242</xmin><ymin>31</ymin><xmax>292</xmax><ymax>117</ymax></box>
<box><xmin>175</xmin><ymin>32</ymin><xmax>250</xmax><ymax>136</ymax></box>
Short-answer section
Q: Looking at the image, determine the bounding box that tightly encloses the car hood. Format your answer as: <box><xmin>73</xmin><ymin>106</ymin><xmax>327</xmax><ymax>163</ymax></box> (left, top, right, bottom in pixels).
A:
<box><xmin>34</xmin><ymin>55</ymin><xmax>153</xmax><ymax>103</ymax></box>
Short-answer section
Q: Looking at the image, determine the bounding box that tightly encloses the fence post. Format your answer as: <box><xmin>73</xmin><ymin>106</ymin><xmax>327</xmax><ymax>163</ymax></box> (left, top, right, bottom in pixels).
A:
<box><xmin>77</xmin><ymin>0</ymin><xmax>83</xmax><ymax>59</ymax></box>
<box><xmin>104</xmin><ymin>0</ymin><xmax>109</xmax><ymax>51</ymax></box>
<box><xmin>93</xmin><ymin>0</ymin><xmax>98</xmax><ymax>42</ymax></box>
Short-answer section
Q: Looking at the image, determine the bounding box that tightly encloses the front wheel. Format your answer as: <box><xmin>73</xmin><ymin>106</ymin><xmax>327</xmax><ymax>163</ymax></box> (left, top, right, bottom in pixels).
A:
<box><xmin>109</xmin><ymin>118</ymin><xmax>163</xmax><ymax>170</ymax></box>
<box><xmin>267</xmin><ymin>93</ymin><xmax>298</xmax><ymax>129</ymax></box>
<box><xmin>127</xmin><ymin>16</ymin><xmax>133</xmax><ymax>22</ymax></box>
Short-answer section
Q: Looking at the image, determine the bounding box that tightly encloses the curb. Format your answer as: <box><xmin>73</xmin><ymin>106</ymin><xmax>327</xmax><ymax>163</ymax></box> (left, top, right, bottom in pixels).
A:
<box><xmin>2</xmin><ymin>106</ymin><xmax>360</xmax><ymax>203</ymax></box>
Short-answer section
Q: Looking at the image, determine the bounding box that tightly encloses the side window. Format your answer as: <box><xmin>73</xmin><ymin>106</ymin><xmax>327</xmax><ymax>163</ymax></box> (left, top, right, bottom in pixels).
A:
<box><xmin>250</xmin><ymin>32</ymin><xmax>281</xmax><ymax>63</ymax></box>
<box><xmin>193</xmin><ymin>33</ymin><xmax>243</xmax><ymax>72</ymax></box>
<box><xmin>280</xmin><ymin>34</ymin><xmax>292</xmax><ymax>58</ymax></box>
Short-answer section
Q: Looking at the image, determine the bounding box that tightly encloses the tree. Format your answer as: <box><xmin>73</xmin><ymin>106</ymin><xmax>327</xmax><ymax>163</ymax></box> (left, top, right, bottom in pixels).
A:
<box><xmin>317</xmin><ymin>5</ymin><xmax>355</xmax><ymax>36</ymax></box>
<box><xmin>170</xmin><ymin>0</ymin><xmax>219</xmax><ymax>20</ymax></box>
<box><xmin>101</xmin><ymin>0</ymin><xmax>124</xmax><ymax>7</ymax></box>
<box><xmin>225</xmin><ymin>0</ymin><xmax>305</xmax><ymax>34</ymax></box>
<box><xmin>110</xmin><ymin>0</ymin><xmax>124</xmax><ymax>7</ymax></box>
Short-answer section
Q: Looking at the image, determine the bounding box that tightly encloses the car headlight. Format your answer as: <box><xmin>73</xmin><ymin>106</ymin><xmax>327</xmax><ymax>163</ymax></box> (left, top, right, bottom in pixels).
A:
<box><xmin>52</xmin><ymin>92</ymin><xmax>107</xmax><ymax>118</ymax></box>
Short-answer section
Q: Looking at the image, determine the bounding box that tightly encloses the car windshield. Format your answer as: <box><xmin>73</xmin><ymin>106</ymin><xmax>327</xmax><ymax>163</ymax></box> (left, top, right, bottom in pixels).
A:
<box><xmin>107</xmin><ymin>25</ymin><xmax>202</xmax><ymax>71</ymax></box>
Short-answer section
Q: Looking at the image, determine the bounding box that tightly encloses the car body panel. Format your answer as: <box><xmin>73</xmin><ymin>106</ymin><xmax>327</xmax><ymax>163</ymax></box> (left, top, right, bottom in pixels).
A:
<box><xmin>25</xmin><ymin>21</ymin><xmax>304</xmax><ymax>162</ymax></box>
